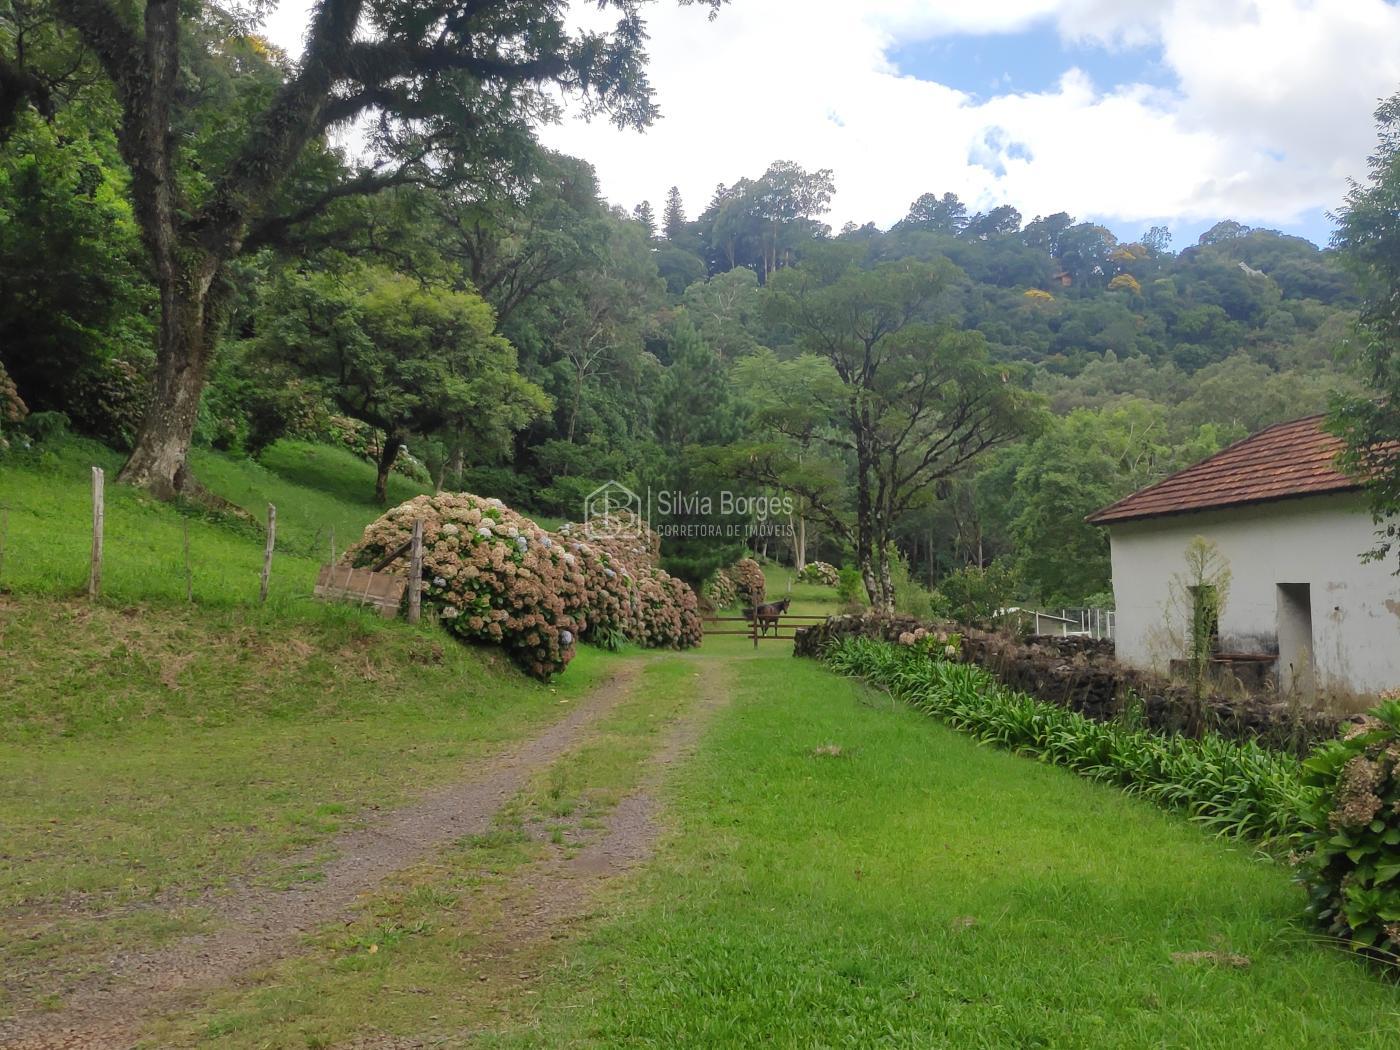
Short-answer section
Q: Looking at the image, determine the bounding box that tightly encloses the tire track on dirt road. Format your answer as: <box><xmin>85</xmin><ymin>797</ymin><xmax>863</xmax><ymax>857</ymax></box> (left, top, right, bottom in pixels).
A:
<box><xmin>338</xmin><ymin>656</ymin><xmax>737</xmax><ymax>1050</ymax></box>
<box><xmin>0</xmin><ymin>663</ymin><xmax>645</xmax><ymax>1050</ymax></box>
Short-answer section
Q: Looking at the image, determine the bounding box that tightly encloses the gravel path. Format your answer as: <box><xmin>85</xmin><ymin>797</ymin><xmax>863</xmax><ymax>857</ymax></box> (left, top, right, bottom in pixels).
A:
<box><xmin>344</xmin><ymin>656</ymin><xmax>736</xmax><ymax>1050</ymax></box>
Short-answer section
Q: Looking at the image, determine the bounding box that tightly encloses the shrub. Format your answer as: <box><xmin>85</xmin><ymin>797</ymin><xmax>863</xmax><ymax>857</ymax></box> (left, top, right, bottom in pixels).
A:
<box><xmin>825</xmin><ymin>637</ymin><xmax>1312</xmax><ymax>846</ymax></box>
<box><xmin>836</xmin><ymin>566</ymin><xmax>864</xmax><ymax>606</ymax></box>
<box><xmin>350</xmin><ymin>497</ymin><xmax>703</xmax><ymax>677</ymax></box>
<box><xmin>938</xmin><ymin>559</ymin><xmax>1018</xmax><ymax>627</ymax></box>
<box><xmin>565</xmin><ymin>513</ymin><xmax>700</xmax><ymax>650</ymax></box>
<box><xmin>797</xmin><ymin>561</ymin><xmax>839</xmax><ymax>586</ymax></box>
<box><xmin>349</xmin><ymin>493</ymin><xmax>583</xmax><ymax>679</ymax></box>
<box><xmin>0</xmin><ymin>361</ymin><xmax>27</xmax><ymax>452</ymax></box>
<box><xmin>1300</xmin><ymin>698</ymin><xmax>1400</xmax><ymax>957</ymax></box>
<box><xmin>731</xmin><ymin>557</ymin><xmax>766</xmax><ymax>607</ymax></box>
<box><xmin>704</xmin><ymin>568</ymin><xmax>738</xmax><ymax>608</ymax></box>
<box><xmin>889</xmin><ymin>546</ymin><xmax>946</xmax><ymax>620</ymax></box>
<box><xmin>65</xmin><ymin>355</ymin><xmax>151</xmax><ymax>451</ymax></box>
<box><xmin>566</xmin><ymin>537</ymin><xmax>642</xmax><ymax>646</ymax></box>
<box><xmin>637</xmin><ymin>570</ymin><xmax>704</xmax><ymax>649</ymax></box>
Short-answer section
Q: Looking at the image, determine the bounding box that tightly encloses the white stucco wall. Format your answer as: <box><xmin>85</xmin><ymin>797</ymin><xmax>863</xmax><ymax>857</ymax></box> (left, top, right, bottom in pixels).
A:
<box><xmin>1107</xmin><ymin>493</ymin><xmax>1400</xmax><ymax>696</ymax></box>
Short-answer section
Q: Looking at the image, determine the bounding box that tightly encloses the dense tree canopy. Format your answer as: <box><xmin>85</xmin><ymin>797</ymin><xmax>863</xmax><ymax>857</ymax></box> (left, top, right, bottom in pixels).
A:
<box><xmin>1331</xmin><ymin>92</ymin><xmax>1400</xmax><ymax>568</ymax></box>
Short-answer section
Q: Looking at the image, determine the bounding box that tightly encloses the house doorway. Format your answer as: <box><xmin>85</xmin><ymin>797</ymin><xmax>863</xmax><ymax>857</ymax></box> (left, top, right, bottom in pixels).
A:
<box><xmin>1276</xmin><ymin>583</ymin><xmax>1316</xmax><ymax>699</ymax></box>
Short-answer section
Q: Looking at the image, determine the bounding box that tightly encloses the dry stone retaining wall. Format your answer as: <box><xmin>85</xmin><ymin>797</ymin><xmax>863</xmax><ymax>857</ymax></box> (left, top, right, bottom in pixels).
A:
<box><xmin>796</xmin><ymin>614</ymin><xmax>1340</xmax><ymax>755</ymax></box>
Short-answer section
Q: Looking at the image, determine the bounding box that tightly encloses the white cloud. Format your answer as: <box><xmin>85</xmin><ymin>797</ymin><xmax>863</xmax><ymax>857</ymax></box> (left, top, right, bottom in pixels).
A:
<box><xmin>539</xmin><ymin>0</ymin><xmax>1400</xmax><ymax>234</ymax></box>
<box><xmin>260</xmin><ymin>0</ymin><xmax>1400</xmax><ymax>238</ymax></box>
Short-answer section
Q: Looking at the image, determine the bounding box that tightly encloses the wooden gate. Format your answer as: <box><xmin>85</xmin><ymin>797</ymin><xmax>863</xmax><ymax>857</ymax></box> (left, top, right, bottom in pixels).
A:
<box><xmin>702</xmin><ymin>610</ymin><xmax>829</xmax><ymax>647</ymax></box>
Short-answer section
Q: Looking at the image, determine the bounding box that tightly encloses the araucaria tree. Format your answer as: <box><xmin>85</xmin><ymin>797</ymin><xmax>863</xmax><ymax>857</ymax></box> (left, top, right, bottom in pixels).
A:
<box><xmin>0</xmin><ymin>0</ymin><xmax>718</xmax><ymax>498</ymax></box>
<box><xmin>1331</xmin><ymin>92</ymin><xmax>1400</xmax><ymax>565</ymax></box>
<box><xmin>752</xmin><ymin>244</ymin><xmax>1040</xmax><ymax>610</ymax></box>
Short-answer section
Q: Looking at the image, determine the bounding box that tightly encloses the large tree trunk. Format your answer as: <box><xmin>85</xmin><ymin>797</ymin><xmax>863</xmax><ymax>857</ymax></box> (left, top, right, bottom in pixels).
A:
<box><xmin>854</xmin><ymin>426</ymin><xmax>892</xmax><ymax>611</ymax></box>
<box><xmin>375</xmin><ymin>434</ymin><xmax>404</xmax><ymax>505</ymax></box>
<box><xmin>445</xmin><ymin>442</ymin><xmax>465</xmax><ymax>491</ymax></box>
<box><xmin>117</xmin><ymin>257</ymin><xmax>222</xmax><ymax>498</ymax></box>
<box><xmin>790</xmin><ymin>511</ymin><xmax>806</xmax><ymax>573</ymax></box>
<box><xmin>877</xmin><ymin>547</ymin><xmax>896</xmax><ymax>614</ymax></box>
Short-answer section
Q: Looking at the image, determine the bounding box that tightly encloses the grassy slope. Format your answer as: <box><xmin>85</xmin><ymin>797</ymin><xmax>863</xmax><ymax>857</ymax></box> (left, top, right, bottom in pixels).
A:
<box><xmin>488</xmin><ymin>652</ymin><xmax>1398</xmax><ymax>1048</ymax></box>
<box><xmin>0</xmin><ymin>437</ymin><xmax>616</xmax><ymax>1006</ymax></box>
<box><xmin>0</xmin><ymin>437</ymin><xmax>428</xmax><ymax>604</ymax></box>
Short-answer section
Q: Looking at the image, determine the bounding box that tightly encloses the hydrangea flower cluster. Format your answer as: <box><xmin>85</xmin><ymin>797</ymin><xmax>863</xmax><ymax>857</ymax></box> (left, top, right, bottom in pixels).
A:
<box><xmin>0</xmin><ymin>362</ymin><xmax>27</xmax><ymax>452</ymax></box>
<box><xmin>348</xmin><ymin>493</ymin><xmax>701</xmax><ymax>678</ymax></box>
<box><xmin>797</xmin><ymin>561</ymin><xmax>840</xmax><ymax>587</ymax></box>
<box><xmin>349</xmin><ymin>493</ymin><xmax>583</xmax><ymax>678</ymax></box>
<box><xmin>703</xmin><ymin>568</ymin><xmax>738</xmax><ymax>609</ymax></box>
<box><xmin>636</xmin><ymin>571</ymin><xmax>704</xmax><ymax>649</ymax></box>
<box><xmin>730</xmin><ymin>557</ymin><xmax>767</xmax><ymax>608</ymax></box>
<box><xmin>558</xmin><ymin>511</ymin><xmax>700</xmax><ymax>649</ymax></box>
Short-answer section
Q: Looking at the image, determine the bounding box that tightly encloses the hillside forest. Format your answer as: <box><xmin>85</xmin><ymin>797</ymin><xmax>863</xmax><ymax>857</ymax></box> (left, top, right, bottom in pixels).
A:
<box><xmin>0</xmin><ymin>1</ymin><xmax>1385</xmax><ymax>614</ymax></box>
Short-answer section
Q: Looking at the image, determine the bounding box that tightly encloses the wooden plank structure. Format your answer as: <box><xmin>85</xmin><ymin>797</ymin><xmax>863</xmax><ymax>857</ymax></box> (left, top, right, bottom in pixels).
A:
<box><xmin>313</xmin><ymin>524</ymin><xmax>424</xmax><ymax>620</ymax></box>
<box><xmin>703</xmin><ymin>611</ymin><xmax>830</xmax><ymax>647</ymax></box>
<box><xmin>314</xmin><ymin>564</ymin><xmax>408</xmax><ymax>618</ymax></box>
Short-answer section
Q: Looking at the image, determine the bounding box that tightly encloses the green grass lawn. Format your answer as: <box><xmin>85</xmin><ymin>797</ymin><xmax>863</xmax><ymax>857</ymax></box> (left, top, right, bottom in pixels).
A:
<box><xmin>478</xmin><ymin>651</ymin><xmax>1399</xmax><ymax>1049</ymax></box>
<box><xmin>0</xmin><ymin>596</ymin><xmax>625</xmax><ymax>1007</ymax></box>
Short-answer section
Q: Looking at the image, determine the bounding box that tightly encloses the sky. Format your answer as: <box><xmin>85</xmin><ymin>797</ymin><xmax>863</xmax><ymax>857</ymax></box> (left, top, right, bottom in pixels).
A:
<box><xmin>265</xmin><ymin>0</ymin><xmax>1400</xmax><ymax>251</ymax></box>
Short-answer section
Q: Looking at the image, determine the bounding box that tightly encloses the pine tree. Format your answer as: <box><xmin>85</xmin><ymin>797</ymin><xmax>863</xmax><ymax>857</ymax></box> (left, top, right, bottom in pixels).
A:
<box><xmin>632</xmin><ymin>201</ymin><xmax>657</xmax><ymax>239</ymax></box>
<box><xmin>663</xmin><ymin>186</ymin><xmax>686</xmax><ymax>240</ymax></box>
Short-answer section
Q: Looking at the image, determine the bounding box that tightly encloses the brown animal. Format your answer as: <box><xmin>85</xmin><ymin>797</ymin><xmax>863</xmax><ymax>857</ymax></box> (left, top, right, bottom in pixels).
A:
<box><xmin>754</xmin><ymin>597</ymin><xmax>791</xmax><ymax>637</ymax></box>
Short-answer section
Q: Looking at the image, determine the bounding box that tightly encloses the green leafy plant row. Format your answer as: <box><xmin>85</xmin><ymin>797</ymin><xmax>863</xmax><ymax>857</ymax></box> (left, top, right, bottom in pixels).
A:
<box><xmin>824</xmin><ymin>637</ymin><xmax>1315</xmax><ymax>846</ymax></box>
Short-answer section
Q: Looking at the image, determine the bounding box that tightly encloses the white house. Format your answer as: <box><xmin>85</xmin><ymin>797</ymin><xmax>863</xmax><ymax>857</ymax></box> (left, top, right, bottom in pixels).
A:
<box><xmin>1088</xmin><ymin>415</ymin><xmax>1400</xmax><ymax>698</ymax></box>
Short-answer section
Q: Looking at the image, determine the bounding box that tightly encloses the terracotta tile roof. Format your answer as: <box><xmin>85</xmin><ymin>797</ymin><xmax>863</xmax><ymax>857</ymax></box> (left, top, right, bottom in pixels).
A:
<box><xmin>1087</xmin><ymin>414</ymin><xmax>1362</xmax><ymax>526</ymax></box>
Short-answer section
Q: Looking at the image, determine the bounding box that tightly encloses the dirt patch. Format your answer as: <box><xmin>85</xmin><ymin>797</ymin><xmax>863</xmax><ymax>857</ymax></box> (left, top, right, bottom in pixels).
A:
<box><xmin>1171</xmin><ymin>949</ymin><xmax>1251</xmax><ymax>969</ymax></box>
<box><xmin>0</xmin><ymin>664</ymin><xmax>644</xmax><ymax>1050</ymax></box>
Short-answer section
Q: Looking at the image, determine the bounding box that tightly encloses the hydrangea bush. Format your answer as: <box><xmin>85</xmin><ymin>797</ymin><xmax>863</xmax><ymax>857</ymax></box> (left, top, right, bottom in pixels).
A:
<box><xmin>703</xmin><ymin>568</ymin><xmax>737</xmax><ymax>608</ymax></box>
<box><xmin>348</xmin><ymin>495</ymin><xmax>701</xmax><ymax>678</ymax></box>
<box><xmin>0</xmin><ymin>362</ymin><xmax>28</xmax><ymax>452</ymax></box>
<box><xmin>559</xmin><ymin>511</ymin><xmax>700</xmax><ymax>650</ymax></box>
<box><xmin>1300</xmin><ymin>696</ymin><xmax>1400</xmax><ymax>958</ymax></box>
<box><xmin>797</xmin><ymin>561</ymin><xmax>839</xmax><ymax>586</ymax></box>
<box><xmin>731</xmin><ymin>557</ymin><xmax>766</xmax><ymax>608</ymax></box>
<box><xmin>349</xmin><ymin>493</ymin><xmax>583</xmax><ymax>678</ymax></box>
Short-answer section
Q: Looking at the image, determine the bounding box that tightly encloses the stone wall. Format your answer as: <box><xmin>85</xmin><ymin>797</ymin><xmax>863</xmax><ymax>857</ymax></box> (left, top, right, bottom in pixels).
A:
<box><xmin>796</xmin><ymin>614</ymin><xmax>1341</xmax><ymax>755</ymax></box>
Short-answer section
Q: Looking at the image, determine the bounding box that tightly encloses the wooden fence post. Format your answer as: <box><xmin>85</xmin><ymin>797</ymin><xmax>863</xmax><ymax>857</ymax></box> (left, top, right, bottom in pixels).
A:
<box><xmin>407</xmin><ymin>518</ymin><xmax>424</xmax><ymax>625</ymax></box>
<box><xmin>182</xmin><ymin>519</ymin><xmax>194</xmax><ymax>603</ymax></box>
<box><xmin>259</xmin><ymin>503</ymin><xmax>276</xmax><ymax>604</ymax></box>
<box><xmin>88</xmin><ymin>466</ymin><xmax>104</xmax><ymax>600</ymax></box>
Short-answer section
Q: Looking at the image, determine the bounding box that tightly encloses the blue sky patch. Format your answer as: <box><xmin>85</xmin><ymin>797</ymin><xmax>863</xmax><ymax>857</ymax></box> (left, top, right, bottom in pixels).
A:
<box><xmin>888</xmin><ymin>25</ymin><xmax>1173</xmax><ymax>99</ymax></box>
<box><xmin>1086</xmin><ymin>208</ymin><xmax>1337</xmax><ymax>253</ymax></box>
